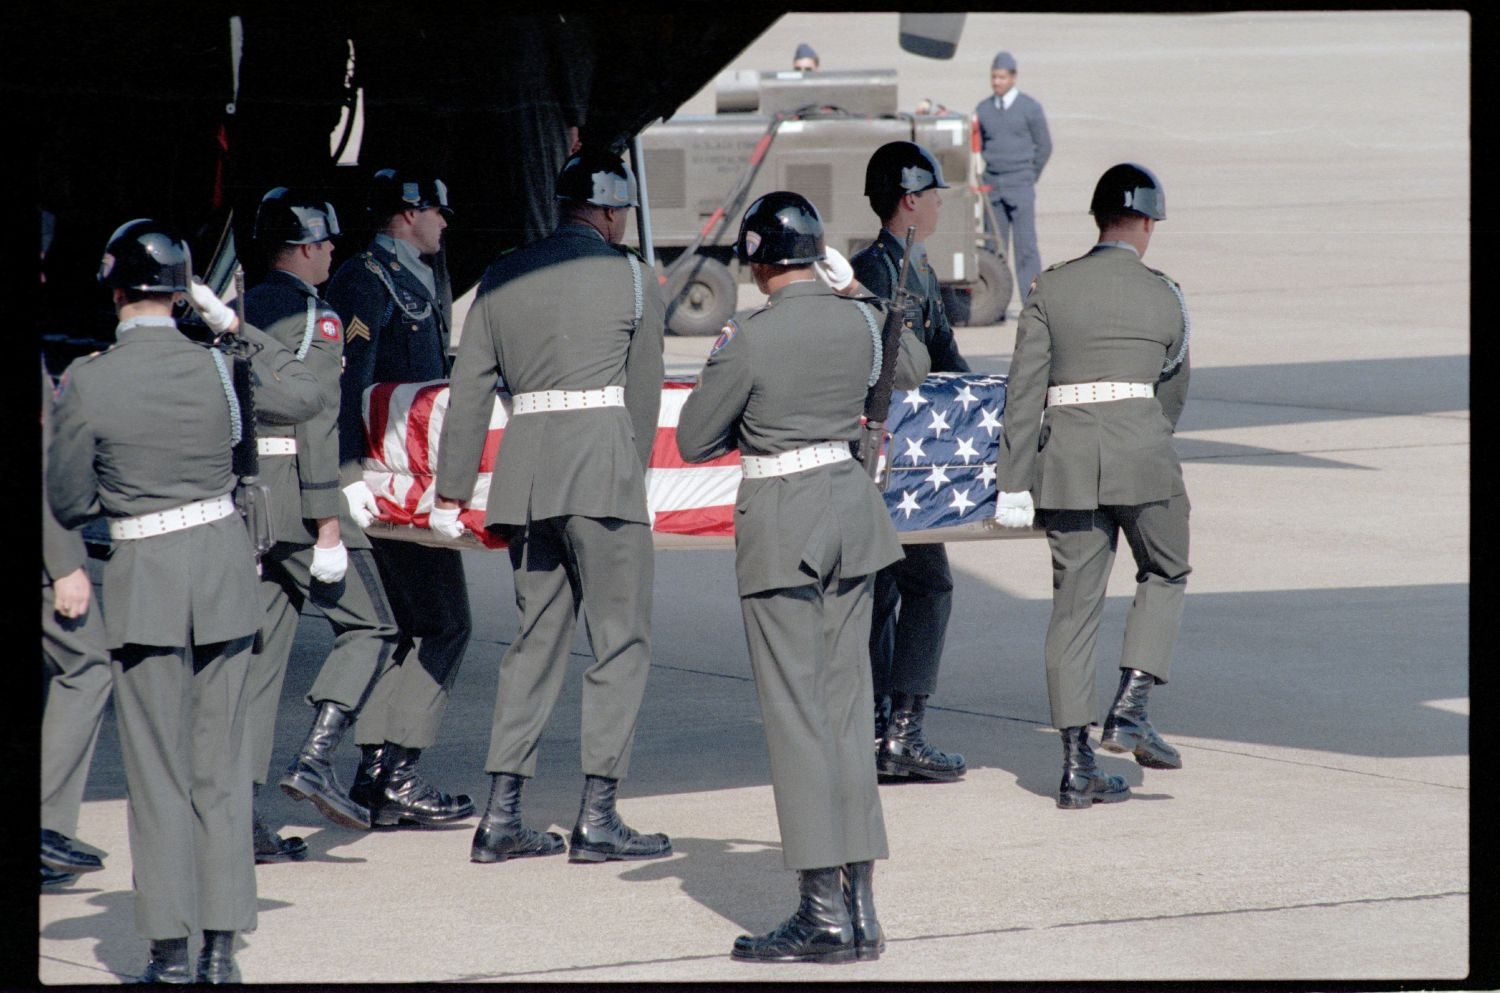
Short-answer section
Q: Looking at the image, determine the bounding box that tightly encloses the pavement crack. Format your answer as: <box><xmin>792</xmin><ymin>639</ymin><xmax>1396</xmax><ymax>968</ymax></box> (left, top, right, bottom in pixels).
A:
<box><xmin>1182</xmin><ymin>441</ymin><xmax>1468</xmax><ymax>462</ymax></box>
<box><xmin>446</xmin><ymin>892</ymin><xmax>1468</xmax><ymax>981</ymax></box>
<box><xmin>1184</xmin><ymin>395</ymin><xmax>1468</xmax><ymax>419</ymax></box>
<box><xmin>1180</xmin><ymin>743</ymin><xmax>1467</xmax><ymax>790</ymax></box>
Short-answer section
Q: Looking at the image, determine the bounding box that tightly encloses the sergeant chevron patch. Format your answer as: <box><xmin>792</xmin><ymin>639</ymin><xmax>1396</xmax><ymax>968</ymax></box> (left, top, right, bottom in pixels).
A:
<box><xmin>346</xmin><ymin>317</ymin><xmax>371</xmax><ymax>343</ymax></box>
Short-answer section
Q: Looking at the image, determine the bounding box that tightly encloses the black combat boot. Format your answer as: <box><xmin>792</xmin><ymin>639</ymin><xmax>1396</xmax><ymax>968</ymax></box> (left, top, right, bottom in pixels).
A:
<box><xmin>1058</xmin><ymin>726</ymin><xmax>1131</xmax><ymax>809</ymax></box>
<box><xmin>195</xmin><ymin>930</ymin><xmax>240</xmax><ymax>984</ymax></box>
<box><xmin>470</xmin><ymin>772</ymin><xmax>566</xmax><ymax>863</ymax></box>
<box><xmin>872</xmin><ymin>694</ymin><xmax>891</xmax><ymax>753</ymax></box>
<box><xmin>278</xmin><ymin>702</ymin><xmax>372</xmax><ymax>829</ymax></box>
<box><xmin>373</xmin><ymin>745</ymin><xmax>474</xmax><ymax>827</ymax></box>
<box><xmin>731</xmin><ymin>866</ymin><xmax>857</xmax><ymax>963</ymax></box>
<box><xmin>252</xmin><ymin>785</ymin><xmax>307</xmax><ymax>864</ymax></box>
<box><xmin>843</xmin><ymin>860</ymin><xmax>884</xmax><ymax>961</ymax></box>
<box><xmin>41</xmin><ymin>828</ymin><xmax>105</xmax><ymax>873</ymax></box>
<box><xmin>348</xmin><ymin>742</ymin><xmax>392</xmax><ymax>817</ymax></box>
<box><xmin>138</xmin><ymin>937</ymin><xmax>191</xmax><ymax>984</ymax></box>
<box><xmin>568</xmin><ymin>774</ymin><xmax>672</xmax><ymax>862</ymax></box>
<box><xmin>878</xmin><ymin>692</ymin><xmax>967</xmax><ymax>782</ymax></box>
<box><xmin>1100</xmin><ymin>668</ymin><xmax>1182</xmax><ymax>770</ymax></box>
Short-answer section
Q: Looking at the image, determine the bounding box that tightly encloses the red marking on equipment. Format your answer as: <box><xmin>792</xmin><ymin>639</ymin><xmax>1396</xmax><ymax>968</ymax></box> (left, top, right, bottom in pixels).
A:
<box><xmin>749</xmin><ymin>133</ymin><xmax>774</xmax><ymax>165</ymax></box>
<box><xmin>697</xmin><ymin>208</ymin><xmax>725</xmax><ymax>239</ymax></box>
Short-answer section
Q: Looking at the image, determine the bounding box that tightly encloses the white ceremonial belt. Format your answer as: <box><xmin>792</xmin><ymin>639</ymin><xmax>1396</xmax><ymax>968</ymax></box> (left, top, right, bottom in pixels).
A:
<box><xmin>511</xmin><ymin>386</ymin><xmax>627</xmax><ymax>415</ymax></box>
<box><xmin>1046</xmin><ymin>382</ymin><xmax>1155</xmax><ymax>406</ymax></box>
<box><xmin>740</xmin><ymin>442</ymin><xmax>854</xmax><ymax>479</ymax></box>
<box><xmin>108</xmin><ymin>493</ymin><xmax>236</xmax><ymax>540</ymax></box>
<box><xmin>257</xmin><ymin>437</ymin><xmax>297</xmax><ymax>456</ymax></box>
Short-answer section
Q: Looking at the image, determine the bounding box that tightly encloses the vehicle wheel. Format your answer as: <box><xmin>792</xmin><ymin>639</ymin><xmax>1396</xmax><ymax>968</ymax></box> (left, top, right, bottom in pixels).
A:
<box><xmin>964</xmin><ymin>249</ymin><xmax>1013</xmax><ymax>326</ymax></box>
<box><xmin>665</xmin><ymin>254</ymin><xmax>737</xmax><ymax>336</ymax></box>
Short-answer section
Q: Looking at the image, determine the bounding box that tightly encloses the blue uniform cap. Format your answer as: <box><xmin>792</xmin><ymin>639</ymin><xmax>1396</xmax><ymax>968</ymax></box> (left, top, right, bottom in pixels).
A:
<box><xmin>991</xmin><ymin>50</ymin><xmax>1017</xmax><ymax>72</ymax></box>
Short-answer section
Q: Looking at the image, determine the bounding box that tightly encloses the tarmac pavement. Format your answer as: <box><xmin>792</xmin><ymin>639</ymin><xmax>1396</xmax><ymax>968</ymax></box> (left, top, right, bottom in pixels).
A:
<box><xmin>36</xmin><ymin>11</ymin><xmax>1472</xmax><ymax>987</ymax></box>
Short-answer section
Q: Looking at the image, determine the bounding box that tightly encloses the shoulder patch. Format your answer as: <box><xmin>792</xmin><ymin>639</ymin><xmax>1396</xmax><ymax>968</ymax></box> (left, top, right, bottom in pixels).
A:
<box><xmin>710</xmin><ymin>319</ymin><xmax>739</xmax><ymax>356</ymax></box>
<box><xmin>318</xmin><ymin>315</ymin><xmax>342</xmax><ymax>341</ymax></box>
<box><xmin>346</xmin><ymin>316</ymin><xmax>371</xmax><ymax>343</ymax></box>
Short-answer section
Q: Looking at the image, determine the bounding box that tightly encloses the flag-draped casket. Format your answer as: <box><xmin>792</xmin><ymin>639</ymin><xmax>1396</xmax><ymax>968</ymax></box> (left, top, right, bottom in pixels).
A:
<box><xmin>361</xmin><ymin>373</ymin><xmax>1033</xmax><ymax>549</ymax></box>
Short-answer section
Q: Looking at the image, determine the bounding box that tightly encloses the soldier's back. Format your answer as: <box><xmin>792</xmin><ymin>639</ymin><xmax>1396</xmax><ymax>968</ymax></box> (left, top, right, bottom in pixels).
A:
<box><xmin>476</xmin><ymin>224</ymin><xmax>642</xmax><ymax>393</ymax></box>
<box><xmin>1034</xmin><ymin>248</ymin><xmax>1182</xmax><ymax>385</ymax></box>
<box><xmin>733</xmin><ymin>282</ymin><xmax>877</xmax><ymax>456</ymax></box>
<box><xmin>65</xmin><ymin>330</ymin><xmax>237</xmax><ymax>517</ymax></box>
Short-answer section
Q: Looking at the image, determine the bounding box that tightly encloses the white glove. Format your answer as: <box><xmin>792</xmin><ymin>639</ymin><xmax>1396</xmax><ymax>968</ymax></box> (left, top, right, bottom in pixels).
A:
<box><xmin>186</xmin><ymin>279</ymin><xmax>238</xmax><ymax>333</ymax></box>
<box><xmin>343</xmin><ymin>481</ymin><xmax>381</xmax><ymax>528</ymax></box>
<box><xmin>428</xmin><ymin>504</ymin><xmax>465</xmax><ymax>540</ymax></box>
<box><xmin>814</xmin><ymin>246</ymin><xmax>856</xmax><ymax>293</ymax></box>
<box><xmin>310</xmin><ymin>542</ymin><xmax>348</xmax><ymax>584</ymax></box>
<box><xmin>994</xmin><ymin>490</ymin><xmax>1035</xmax><ymax>529</ymax></box>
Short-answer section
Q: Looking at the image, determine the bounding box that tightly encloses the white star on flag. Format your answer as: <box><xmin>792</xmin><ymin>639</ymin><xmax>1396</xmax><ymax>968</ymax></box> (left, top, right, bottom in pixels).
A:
<box><xmin>980</xmin><ymin>463</ymin><xmax>997</xmax><ymax>486</ymax></box>
<box><xmin>926</xmin><ymin>464</ymin><xmax>951</xmax><ymax>491</ymax></box>
<box><xmin>953</xmin><ymin>384</ymin><xmax>979</xmax><ymax>411</ymax></box>
<box><xmin>902</xmin><ymin>437</ymin><xmax>927</xmax><ymax>463</ymax></box>
<box><xmin>927</xmin><ymin>408</ymin><xmax>951</xmax><ymax>436</ymax></box>
<box><xmin>953</xmin><ymin>435</ymin><xmax>980</xmax><ymax>464</ymax></box>
<box><xmin>978</xmin><ymin>407</ymin><xmax>1002</xmax><ymax>436</ymax></box>
<box><xmin>896</xmin><ymin>490</ymin><xmax>922</xmax><ymax>518</ymax></box>
<box><xmin>948</xmin><ymin>487</ymin><xmax>975</xmax><ymax>515</ymax></box>
<box><xmin>901</xmin><ymin>388</ymin><xmax>930</xmax><ymax>412</ymax></box>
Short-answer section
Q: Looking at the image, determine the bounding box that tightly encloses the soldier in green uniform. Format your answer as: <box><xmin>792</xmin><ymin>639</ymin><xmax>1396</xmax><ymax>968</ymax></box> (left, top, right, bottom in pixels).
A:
<box><xmin>41</xmin><ymin>363</ymin><xmax>110</xmax><ymax>890</ymax></box>
<box><xmin>851</xmin><ymin>140</ymin><xmax>970</xmax><ymax>783</ymax></box>
<box><xmin>240</xmin><ymin>187</ymin><xmax>405</xmax><ymax>844</ymax></box>
<box><xmin>676</xmin><ymin>192</ymin><xmax>930</xmax><ymax>964</ymax></box>
<box><xmin>432</xmin><ymin>150</ymin><xmax>670</xmax><ymax>865</ymax></box>
<box><xmin>324</xmin><ymin>168</ymin><xmax>474</xmax><ymax>828</ymax></box>
<box><xmin>993</xmin><ymin>163</ymin><xmax>1191</xmax><ymax>809</ymax></box>
<box><xmin>47</xmin><ymin>219</ymin><xmax>323</xmax><ymax>982</ymax></box>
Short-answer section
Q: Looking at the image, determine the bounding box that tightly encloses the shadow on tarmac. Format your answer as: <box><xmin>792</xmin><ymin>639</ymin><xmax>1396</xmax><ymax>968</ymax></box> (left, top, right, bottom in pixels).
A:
<box><xmin>1179</xmin><ymin>355</ymin><xmax>1468</xmax><ymax>430</ymax></box>
<box><xmin>81</xmin><ymin>579</ymin><xmax>1465</xmax><ymax>821</ymax></box>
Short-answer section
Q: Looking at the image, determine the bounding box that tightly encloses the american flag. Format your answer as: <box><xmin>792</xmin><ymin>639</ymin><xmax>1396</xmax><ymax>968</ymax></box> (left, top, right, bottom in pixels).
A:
<box><xmin>361</xmin><ymin>373</ymin><xmax>1011</xmax><ymax>549</ymax></box>
<box><xmin>878</xmin><ymin>372</ymin><xmax>1009</xmax><ymax>534</ymax></box>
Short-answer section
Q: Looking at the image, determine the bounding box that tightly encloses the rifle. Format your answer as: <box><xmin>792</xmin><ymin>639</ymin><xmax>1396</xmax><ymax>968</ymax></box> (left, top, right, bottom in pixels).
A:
<box><xmin>223</xmin><ymin>264</ymin><xmax>273</xmax><ymax>575</ymax></box>
<box><xmin>860</xmin><ymin>225</ymin><xmax>919</xmax><ymax>487</ymax></box>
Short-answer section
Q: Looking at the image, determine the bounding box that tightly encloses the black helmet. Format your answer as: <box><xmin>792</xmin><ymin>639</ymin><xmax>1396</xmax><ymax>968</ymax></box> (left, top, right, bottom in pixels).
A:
<box><xmin>1090</xmin><ymin>163</ymin><xmax>1166</xmax><ymax>220</ymax></box>
<box><xmin>96</xmin><ymin>218</ymin><xmax>191</xmax><ymax>292</ymax></box>
<box><xmin>736</xmin><ymin>191</ymin><xmax>826</xmax><ymax>266</ymax></box>
<box><xmin>555</xmin><ymin>150</ymin><xmax>638</xmax><ymax>208</ymax></box>
<box><xmin>863</xmin><ymin>140</ymin><xmax>950</xmax><ymax>199</ymax></box>
<box><xmin>368</xmin><ymin>168</ymin><xmax>453</xmax><ymax>219</ymax></box>
<box><xmin>254</xmin><ymin>187</ymin><xmax>341</xmax><ymax>245</ymax></box>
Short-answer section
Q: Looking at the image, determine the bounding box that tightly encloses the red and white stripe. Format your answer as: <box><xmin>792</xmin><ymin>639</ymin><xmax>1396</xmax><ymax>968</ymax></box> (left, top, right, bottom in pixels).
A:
<box><xmin>361</xmin><ymin>377</ymin><xmax>742</xmax><ymax>548</ymax></box>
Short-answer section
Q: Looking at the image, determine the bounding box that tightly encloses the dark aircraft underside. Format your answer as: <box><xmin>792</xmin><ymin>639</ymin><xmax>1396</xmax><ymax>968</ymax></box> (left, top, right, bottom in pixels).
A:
<box><xmin>14</xmin><ymin>4</ymin><xmax>781</xmax><ymax>365</ymax></box>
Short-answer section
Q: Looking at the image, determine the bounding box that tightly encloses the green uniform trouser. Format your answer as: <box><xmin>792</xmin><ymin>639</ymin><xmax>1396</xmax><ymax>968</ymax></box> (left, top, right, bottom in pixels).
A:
<box><xmin>869</xmin><ymin>542</ymin><xmax>954</xmax><ymax>697</ymax></box>
<box><xmin>354</xmin><ymin>539</ymin><xmax>472</xmax><ymax>749</ymax></box>
<box><xmin>111</xmin><ymin>637</ymin><xmax>257</xmax><ymax>939</ymax></box>
<box><xmin>487</xmin><ymin>516</ymin><xmax>653</xmax><ymax>780</ymax></box>
<box><xmin>742</xmin><ymin>571</ymin><xmax>889</xmax><ymax>871</ymax></box>
<box><xmin>245</xmin><ymin>543</ymin><xmax>400</xmax><ymax>784</ymax></box>
<box><xmin>1041</xmin><ymin>494</ymin><xmax>1192</xmax><ymax>730</ymax></box>
<box><xmin>41</xmin><ymin>571</ymin><xmax>111</xmax><ymax>839</ymax></box>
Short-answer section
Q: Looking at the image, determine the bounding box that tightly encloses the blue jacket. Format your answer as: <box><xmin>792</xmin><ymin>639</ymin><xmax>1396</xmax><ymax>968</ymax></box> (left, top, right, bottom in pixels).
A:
<box><xmin>974</xmin><ymin>91</ymin><xmax>1052</xmax><ymax>186</ymax></box>
<box><xmin>325</xmin><ymin>238</ymin><xmax>452</xmax><ymax>470</ymax></box>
